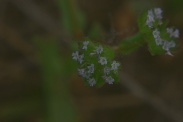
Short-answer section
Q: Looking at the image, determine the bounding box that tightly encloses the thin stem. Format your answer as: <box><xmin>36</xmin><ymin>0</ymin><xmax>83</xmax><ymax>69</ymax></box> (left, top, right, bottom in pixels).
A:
<box><xmin>114</xmin><ymin>32</ymin><xmax>145</xmax><ymax>54</ymax></box>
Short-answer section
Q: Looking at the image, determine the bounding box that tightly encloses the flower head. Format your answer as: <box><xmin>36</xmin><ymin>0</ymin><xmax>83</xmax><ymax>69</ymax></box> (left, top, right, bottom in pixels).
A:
<box><xmin>146</xmin><ymin>8</ymin><xmax>163</xmax><ymax>28</ymax></box>
<box><xmin>154</xmin><ymin>8</ymin><xmax>163</xmax><ymax>20</ymax></box>
<box><xmin>103</xmin><ymin>67</ymin><xmax>111</xmax><ymax>75</ymax></box>
<box><xmin>153</xmin><ymin>28</ymin><xmax>164</xmax><ymax>46</ymax></box>
<box><xmin>153</xmin><ymin>28</ymin><xmax>160</xmax><ymax>39</ymax></box>
<box><xmin>78</xmin><ymin>68</ymin><xmax>86</xmax><ymax>77</ymax></box>
<box><xmin>87</xmin><ymin>64</ymin><xmax>94</xmax><ymax>74</ymax></box>
<box><xmin>104</xmin><ymin>76</ymin><xmax>114</xmax><ymax>84</ymax></box>
<box><xmin>167</xmin><ymin>28</ymin><xmax>179</xmax><ymax>38</ymax></box>
<box><xmin>88</xmin><ymin>78</ymin><xmax>96</xmax><ymax>86</ymax></box>
<box><xmin>72</xmin><ymin>40</ymin><xmax>121</xmax><ymax>87</ymax></box>
<box><xmin>72</xmin><ymin>51</ymin><xmax>84</xmax><ymax>64</ymax></box>
<box><xmin>146</xmin><ymin>10</ymin><xmax>155</xmax><ymax>28</ymax></box>
<box><xmin>82</xmin><ymin>41</ymin><xmax>89</xmax><ymax>50</ymax></box>
<box><xmin>141</xmin><ymin>8</ymin><xmax>179</xmax><ymax>56</ymax></box>
<box><xmin>94</xmin><ymin>45</ymin><xmax>103</xmax><ymax>54</ymax></box>
<box><xmin>78</xmin><ymin>54</ymin><xmax>84</xmax><ymax>64</ymax></box>
<box><xmin>155</xmin><ymin>38</ymin><xmax>164</xmax><ymax>46</ymax></box>
<box><xmin>72</xmin><ymin>51</ymin><xmax>79</xmax><ymax>60</ymax></box>
<box><xmin>173</xmin><ymin>29</ymin><xmax>179</xmax><ymax>38</ymax></box>
<box><xmin>99</xmin><ymin>57</ymin><xmax>107</xmax><ymax>65</ymax></box>
<box><xmin>162</xmin><ymin>40</ymin><xmax>176</xmax><ymax>56</ymax></box>
<box><xmin>111</xmin><ymin>61</ymin><xmax>120</xmax><ymax>70</ymax></box>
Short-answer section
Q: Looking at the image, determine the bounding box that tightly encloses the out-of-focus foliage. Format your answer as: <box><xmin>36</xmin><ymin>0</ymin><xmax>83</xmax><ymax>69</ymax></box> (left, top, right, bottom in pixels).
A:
<box><xmin>36</xmin><ymin>38</ymin><xmax>77</xmax><ymax>122</ymax></box>
<box><xmin>57</xmin><ymin>0</ymin><xmax>86</xmax><ymax>37</ymax></box>
<box><xmin>1</xmin><ymin>0</ymin><xmax>183</xmax><ymax>122</ymax></box>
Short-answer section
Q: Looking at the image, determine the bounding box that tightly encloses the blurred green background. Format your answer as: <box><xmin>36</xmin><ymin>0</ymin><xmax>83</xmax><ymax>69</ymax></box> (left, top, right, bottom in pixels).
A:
<box><xmin>0</xmin><ymin>0</ymin><xmax>183</xmax><ymax>122</ymax></box>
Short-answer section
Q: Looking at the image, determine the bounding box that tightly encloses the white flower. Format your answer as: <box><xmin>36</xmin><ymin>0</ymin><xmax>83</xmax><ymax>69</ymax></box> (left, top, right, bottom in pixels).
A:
<box><xmin>111</xmin><ymin>61</ymin><xmax>120</xmax><ymax>70</ymax></box>
<box><xmin>103</xmin><ymin>76</ymin><xmax>114</xmax><ymax>84</ymax></box>
<box><xmin>72</xmin><ymin>51</ymin><xmax>84</xmax><ymax>63</ymax></box>
<box><xmin>162</xmin><ymin>40</ymin><xmax>176</xmax><ymax>51</ymax></box>
<box><xmin>78</xmin><ymin>68</ymin><xmax>86</xmax><ymax>77</ymax></box>
<box><xmin>167</xmin><ymin>28</ymin><xmax>173</xmax><ymax>34</ymax></box>
<box><xmin>146</xmin><ymin>10</ymin><xmax>155</xmax><ymax>28</ymax></box>
<box><xmin>98</xmin><ymin>57</ymin><xmax>107</xmax><ymax>65</ymax></box>
<box><xmin>88</xmin><ymin>78</ymin><xmax>96</xmax><ymax>86</ymax></box>
<box><xmin>162</xmin><ymin>40</ymin><xmax>176</xmax><ymax>56</ymax></box>
<box><xmin>154</xmin><ymin>8</ymin><xmax>163</xmax><ymax>20</ymax></box>
<box><xmin>78</xmin><ymin>54</ymin><xmax>84</xmax><ymax>64</ymax></box>
<box><xmin>173</xmin><ymin>29</ymin><xmax>179</xmax><ymax>38</ymax></box>
<box><xmin>82</xmin><ymin>41</ymin><xmax>89</xmax><ymax>50</ymax></box>
<box><xmin>87</xmin><ymin>64</ymin><xmax>94</xmax><ymax>73</ymax></box>
<box><xmin>167</xmin><ymin>28</ymin><xmax>179</xmax><ymax>38</ymax></box>
<box><xmin>155</xmin><ymin>38</ymin><xmax>164</xmax><ymax>46</ymax></box>
<box><xmin>94</xmin><ymin>45</ymin><xmax>103</xmax><ymax>54</ymax></box>
<box><xmin>153</xmin><ymin>28</ymin><xmax>160</xmax><ymax>39</ymax></box>
<box><xmin>153</xmin><ymin>28</ymin><xmax>164</xmax><ymax>46</ymax></box>
<box><xmin>72</xmin><ymin>51</ymin><xmax>79</xmax><ymax>61</ymax></box>
<box><xmin>103</xmin><ymin>67</ymin><xmax>111</xmax><ymax>75</ymax></box>
<box><xmin>146</xmin><ymin>8</ymin><xmax>163</xmax><ymax>27</ymax></box>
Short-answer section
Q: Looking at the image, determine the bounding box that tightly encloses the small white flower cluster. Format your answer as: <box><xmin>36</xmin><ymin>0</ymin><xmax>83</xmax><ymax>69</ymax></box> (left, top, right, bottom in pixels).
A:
<box><xmin>152</xmin><ymin>28</ymin><xmax>178</xmax><ymax>55</ymax></box>
<box><xmin>102</xmin><ymin>60</ymin><xmax>120</xmax><ymax>84</ymax></box>
<box><xmin>167</xmin><ymin>28</ymin><xmax>179</xmax><ymax>38</ymax></box>
<box><xmin>72</xmin><ymin>41</ymin><xmax>120</xmax><ymax>86</ymax></box>
<box><xmin>146</xmin><ymin>8</ymin><xmax>179</xmax><ymax>55</ymax></box>
<box><xmin>72</xmin><ymin>51</ymin><xmax>84</xmax><ymax>64</ymax></box>
<box><xmin>146</xmin><ymin>8</ymin><xmax>163</xmax><ymax>28</ymax></box>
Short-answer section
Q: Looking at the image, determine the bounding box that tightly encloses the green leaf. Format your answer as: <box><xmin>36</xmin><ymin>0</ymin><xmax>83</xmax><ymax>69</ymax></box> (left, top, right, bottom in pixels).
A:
<box><xmin>35</xmin><ymin>37</ymin><xmax>77</xmax><ymax>122</ymax></box>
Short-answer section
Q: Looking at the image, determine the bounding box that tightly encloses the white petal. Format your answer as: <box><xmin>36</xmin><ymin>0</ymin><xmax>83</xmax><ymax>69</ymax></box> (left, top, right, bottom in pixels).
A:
<box><xmin>88</xmin><ymin>78</ymin><xmax>96</xmax><ymax>86</ymax></box>
<box><xmin>98</xmin><ymin>57</ymin><xmax>107</xmax><ymax>65</ymax></box>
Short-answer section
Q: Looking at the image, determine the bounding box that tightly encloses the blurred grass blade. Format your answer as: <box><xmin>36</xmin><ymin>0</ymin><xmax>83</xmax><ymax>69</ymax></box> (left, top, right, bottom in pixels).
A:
<box><xmin>57</xmin><ymin>0</ymin><xmax>85</xmax><ymax>38</ymax></box>
<box><xmin>35</xmin><ymin>38</ymin><xmax>77</xmax><ymax>122</ymax></box>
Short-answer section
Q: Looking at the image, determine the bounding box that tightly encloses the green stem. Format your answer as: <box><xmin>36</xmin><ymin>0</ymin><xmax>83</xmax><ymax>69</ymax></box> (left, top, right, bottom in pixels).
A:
<box><xmin>118</xmin><ymin>32</ymin><xmax>145</xmax><ymax>54</ymax></box>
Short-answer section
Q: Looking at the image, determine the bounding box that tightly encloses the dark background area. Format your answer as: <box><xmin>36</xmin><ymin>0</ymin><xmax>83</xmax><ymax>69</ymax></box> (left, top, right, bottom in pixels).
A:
<box><xmin>0</xmin><ymin>0</ymin><xmax>183</xmax><ymax>122</ymax></box>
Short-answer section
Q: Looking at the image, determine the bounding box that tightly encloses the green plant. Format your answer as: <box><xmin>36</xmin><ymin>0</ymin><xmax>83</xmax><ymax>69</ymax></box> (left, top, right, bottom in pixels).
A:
<box><xmin>72</xmin><ymin>7</ymin><xmax>180</xmax><ymax>87</ymax></box>
<box><xmin>72</xmin><ymin>39</ymin><xmax>120</xmax><ymax>87</ymax></box>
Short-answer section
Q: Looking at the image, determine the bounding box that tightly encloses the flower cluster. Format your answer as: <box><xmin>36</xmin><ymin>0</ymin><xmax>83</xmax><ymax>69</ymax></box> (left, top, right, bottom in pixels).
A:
<box><xmin>146</xmin><ymin>8</ymin><xmax>163</xmax><ymax>28</ymax></box>
<box><xmin>146</xmin><ymin>8</ymin><xmax>179</xmax><ymax>55</ymax></box>
<box><xmin>72</xmin><ymin>40</ymin><xmax>120</xmax><ymax>87</ymax></box>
